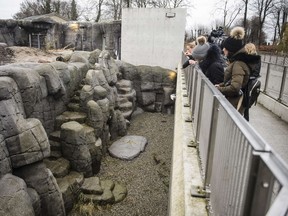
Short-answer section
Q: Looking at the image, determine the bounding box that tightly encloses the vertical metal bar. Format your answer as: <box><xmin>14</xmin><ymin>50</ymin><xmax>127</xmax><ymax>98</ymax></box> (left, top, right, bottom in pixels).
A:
<box><xmin>187</xmin><ymin>66</ymin><xmax>194</xmax><ymax>104</ymax></box>
<box><xmin>263</xmin><ymin>63</ymin><xmax>271</xmax><ymax>93</ymax></box>
<box><xmin>29</xmin><ymin>34</ymin><xmax>31</xmax><ymax>47</ymax></box>
<box><xmin>37</xmin><ymin>33</ymin><xmax>40</xmax><ymax>49</ymax></box>
<box><xmin>91</xmin><ymin>23</ymin><xmax>93</xmax><ymax>50</ymax></box>
<box><xmin>269</xmin><ymin>54</ymin><xmax>272</xmax><ymax>63</ymax></box>
<box><xmin>191</xmin><ymin>69</ymin><xmax>198</xmax><ymax>117</ymax></box>
<box><xmin>278</xmin><ymin>66</ymin><xmax>287</xmax><ymax>102</ymax></box>
<box><xmin>204</xmin><ymin>96</ymin><xmax>219</xmax><ymax>187</ymax></box>
<box><xmin>195</xmin><ymin>79</ymin><xmax>205</xmax><ymax>144</ymax></box>
<box><xmin>244</xmin><ymin>156</ymin><xmax>274</xmax><ymax>216</ymax></box>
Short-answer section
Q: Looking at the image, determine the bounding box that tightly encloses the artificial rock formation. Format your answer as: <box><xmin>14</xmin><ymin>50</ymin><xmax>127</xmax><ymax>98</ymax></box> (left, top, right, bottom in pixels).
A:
<box><xmin>0</xmin><ymin>46</ymin><xmax>176</xmax><ymax>215</ymax></box>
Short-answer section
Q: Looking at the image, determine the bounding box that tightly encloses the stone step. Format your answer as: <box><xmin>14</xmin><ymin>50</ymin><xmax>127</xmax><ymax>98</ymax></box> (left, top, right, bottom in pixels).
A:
<box><xmin>56</xmin><ymin>171</ymin><xmax>84</xmax><ymax>213</ymax></box>
<box><xmin>80</xmin><ymin>180</ymin><xmax>127</xmax><ymax>205</ymax></box>
<box><xmin>55</xmin><ymin>111</ymin><xmax>87</xmax><ymax>130</ymax></box>
<box><xmin>116</xmin><ymin>79</ymin><xmax>132</xmax><ymax>88</ymax></box>
<box><xmin>49</xmin><ymin>131</ymin><xmax>61</xmax><ymax>142</ymax></box>
<box><xmin>117</xmin><ymin>87</ymin><xmax>132</xmax><ymax>94</ymax></box>
<box><xmin>49</xmin><ymin>140</ymin><xmax>61</xmax><ymax>151</ymax></box>
<box><xmin>67</xmin><ymin>102</ymin><xmax>81</xmax><ymax>112</ymax></box>
<box><xmin>44</xmin><ymin>157</ymin><xmax>70</xmax><ymax>178</ymax></box>
<box><xmin>117</xmin><ymin>97</ymin><xmax>129</xmax><ymax>104</ymax></box>
<box><xmin>117</xmin><ymin>89</ymin><xmax>136</xmax><ymax>100</ymax></box>
<box><xmin>118</xmin><ymin>101</ymin><xmax>133</xmax><ymax>112</ymax></box>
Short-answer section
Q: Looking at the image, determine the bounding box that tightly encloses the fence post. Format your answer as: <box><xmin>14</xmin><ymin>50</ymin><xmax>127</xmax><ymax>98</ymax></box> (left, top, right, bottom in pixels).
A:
<box><xmin>263</xmin><ymin>63</ymin><xmax>271</xmax><ymax>93</ymax></box>
<box><xmin>278</xmin><ymin>66</ymin><xmax>287</xmax><ymax>102</ymax></box>
<box><xmin>204</xmin><ymin>96</ymin><xmax>220</xmax><ymax>188</ymax></box>
<box><xmin>195</xmin><ymin>78</ymin><xmax>205</xmax><ymax>143</ymax></box>
<box><xmin>243</xmin><ymin>154</ymin><xmax>274</xmax><ymax>216</ymax></box>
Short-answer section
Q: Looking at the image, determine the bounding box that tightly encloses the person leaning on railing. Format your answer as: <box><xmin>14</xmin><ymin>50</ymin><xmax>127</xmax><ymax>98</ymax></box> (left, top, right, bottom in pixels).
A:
<box><xmin>215</xmin><ymin>27</ymin><xmax>259</xmax><ymax>114</ymax></box>
<box><xmin>182</xmin><ymin>41</ymin><xmax>196</xmax><ymax>69</ymax></box>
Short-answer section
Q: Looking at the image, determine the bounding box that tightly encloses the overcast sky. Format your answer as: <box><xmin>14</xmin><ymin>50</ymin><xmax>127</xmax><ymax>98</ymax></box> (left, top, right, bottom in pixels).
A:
<box><xmin>0</xmin><ymin>0</ymin><xmax>217</xmax><ymax>26</ymax></box>
<box><xmin>0</xmin><ymin>0</ymin><xmax>22</xmax><ymax>19</ymax></box>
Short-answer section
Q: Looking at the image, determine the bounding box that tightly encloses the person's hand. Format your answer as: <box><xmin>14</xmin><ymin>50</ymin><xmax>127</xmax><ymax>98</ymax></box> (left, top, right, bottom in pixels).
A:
<box><xmin>189</xmin><ymin>60</ymin><xmax>196</xmax><ymax>65</ymax></box>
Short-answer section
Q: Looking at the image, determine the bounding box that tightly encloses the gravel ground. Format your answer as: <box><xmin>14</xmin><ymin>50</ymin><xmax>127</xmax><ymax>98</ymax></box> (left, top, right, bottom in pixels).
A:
<box><xmin>70</xmin><ymin>112</ymin><xmax>175</xmax><ymax>216</ymax></box>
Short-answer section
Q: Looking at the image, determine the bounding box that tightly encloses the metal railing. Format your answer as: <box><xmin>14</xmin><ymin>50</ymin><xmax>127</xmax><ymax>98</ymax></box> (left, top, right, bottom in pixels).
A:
<box><xmin>181</xmin><ymin>54</ymin><xmax>288</xmax><ymax>215</ymax></box>
<box><xmin>260</xmin><ymin>61</ymin><xmax>288</xmax><ymax>106</ymax></box>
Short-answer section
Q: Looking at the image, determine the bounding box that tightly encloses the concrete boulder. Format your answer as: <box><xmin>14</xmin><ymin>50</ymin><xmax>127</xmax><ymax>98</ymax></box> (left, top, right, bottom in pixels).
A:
<box><xmin>108</xmin><ymin>135</ymin><xmax>147</xmax><ymax>160</ymax></box>
<box><xmin>0</xmin><ymin>174</ymin><xmax>35</xmax><ymax>216</ymax></box>
<box><xmin>60</xmin><ymin>121</ymin><xmax>93</xmax><ymax>177</ymax></box>
<box><xmin>5</xmin><ymin>118</ymin><xmax>50</xmax><ymax>168</ymax></box>
<box><xmin>0</xmin><ymin>135</ymin><xmax>12</xmax><ymax>177</ymax></box>
<box><xmin>13</xmin><ymin>161</ymin><xmax>66</xmax><ymax>216</ymax></box>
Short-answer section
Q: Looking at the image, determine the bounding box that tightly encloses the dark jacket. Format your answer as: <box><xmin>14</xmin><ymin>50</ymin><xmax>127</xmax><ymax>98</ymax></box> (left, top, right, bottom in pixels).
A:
<box><xmin>182</xmin><ymin>55</ymin><xmax>194</xmax><ymax>69</ymax></box>
<box><xmin>218</xmin><ymin>47</ymin><xmax>261</xmax><ymax>109</ymax></box>
<box><xmin>199</xmin><ymin>44</ymin><xmax>224</xmax><ymax>84</ymax></box>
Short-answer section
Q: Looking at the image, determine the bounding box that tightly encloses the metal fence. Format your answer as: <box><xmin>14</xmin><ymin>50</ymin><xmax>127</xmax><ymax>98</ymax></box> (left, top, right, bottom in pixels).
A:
<box><xmin>181</xmin><ymin>54</ymin><xmax>288</xmax><ymax>215</ymax></box>
<box><xmin>260</xmin><ymin>61</ymin><xmax>288</xmax><ymax>106</ymax></box>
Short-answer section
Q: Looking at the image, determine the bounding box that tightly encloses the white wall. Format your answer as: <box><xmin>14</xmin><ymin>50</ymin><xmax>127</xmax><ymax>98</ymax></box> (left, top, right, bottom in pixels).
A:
<box><xmin>121</xmin><ymin>8</ymin><xmax>187</xmax><ymax>71</ymax></box>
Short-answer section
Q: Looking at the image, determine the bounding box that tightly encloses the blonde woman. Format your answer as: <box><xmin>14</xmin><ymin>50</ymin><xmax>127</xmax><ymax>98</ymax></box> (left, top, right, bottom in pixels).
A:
<box><xmin>182</xmin><ymin>41</ymin><xmax>196</xmax><ymax>69</ymax></box>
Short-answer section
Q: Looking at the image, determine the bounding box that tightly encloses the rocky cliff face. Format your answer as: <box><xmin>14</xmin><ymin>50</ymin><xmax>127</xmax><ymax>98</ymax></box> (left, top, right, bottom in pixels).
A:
<box><xmin>0</xmin><ymin>47</ymin><xmax>176</xmax><ymax>215</ymax></box>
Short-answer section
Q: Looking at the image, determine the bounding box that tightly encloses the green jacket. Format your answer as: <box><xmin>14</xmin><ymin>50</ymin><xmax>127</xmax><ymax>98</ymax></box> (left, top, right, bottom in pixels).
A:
<box><xmin>218</xmin><ymin>48</ymin><xmax>250</xmax><ymax>109</ymax></box>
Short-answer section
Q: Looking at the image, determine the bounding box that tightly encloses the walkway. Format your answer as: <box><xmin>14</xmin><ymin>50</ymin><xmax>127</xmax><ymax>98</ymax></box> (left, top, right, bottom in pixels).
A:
<box><xmin>249</xmin><ymin>103</ymin><xmax>288</xmax><ymax>165</ymax></box>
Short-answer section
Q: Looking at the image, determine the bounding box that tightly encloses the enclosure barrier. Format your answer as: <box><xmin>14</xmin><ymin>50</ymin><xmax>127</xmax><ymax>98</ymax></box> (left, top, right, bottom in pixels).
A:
<box><xmin>260</xmin><ymin>61</ymin><xmax>288</xmax><ymax>106</ymax></box>
<box><xmin>169</xmin><ymin>53</ymin><xmax>288</xmax><ymax>215</ymax></box>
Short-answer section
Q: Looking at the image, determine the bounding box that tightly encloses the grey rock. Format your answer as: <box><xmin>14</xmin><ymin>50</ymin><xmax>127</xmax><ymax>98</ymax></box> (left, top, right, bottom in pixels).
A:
<box><xmin>56</xmin><ymin>171</ymin><xmax>84</xmax><ymax>213</ymax></box>
<box><xmin>81</xmin><ymin>176</ymin><xmax>103</xmax><ymax>195</ymax></box>
<box><xmin>94</xmin><ymin>85</ymin><xmax>108</xmax><ymax>100</ymax></box>
<box><xmin>0</xmin><ymin>135</ymin><xmax>12</xmax><ymax>177</ymax></box>
<box><xmin>55</xmin><ymin>111</ymin><xmax>87</xmax><ymax>130</ymax></box>
<box><xmin>109</xmin><ymin>109</ymin><xmax>127</xmax><ymax>140</ymax></box>
<box><xmin>139</xmin><ymin>92</ymin><xmax>156</xmax><ymax>106</ymax></box>
<box><xmin>44</xmin><ymin>157</ymin><xmax>70</xmax><ymax>178</ymax></box>
<box><xmin>79</xmin><ymin>85</ymin><xmax>94</xmax><ymax>111</ymax></box>
<box><xmin>13</xmin><ymin>161</ymin><xmax>66</xmax><ymax>216</ymax></box>
<box><xmin>5</xmin><ymin>118</ymin><xmax>50</xmax><ymax>168</ymax></box>
<box><xmin>99</xmin><ymin>50</ymin><xmax>118</xmax><ymax>85</ymax></box>
<box><xmin>108</xmin><ymin>135</ymin><xmax>147</xmax><ymax>160</ymax></box>
<box><xmin>27</xmin><ymin>188</ymin><xmax>41</xmax><ymax>216</ymax></box>
<box><xmin>35</xmin><ymin>64</ymin><xmax>65</xmax><ymax>96</ymax></box>
<box><xmin>0</xmin><ymin>174</ymin><xmax>35</xmax><ymax>216</ymax></box>
<box><xmin>60</xmin><ymin>121</ymin><xmax>93</xmax><ymax>177</ymax></box>
<box><xmin>86</xmin><ymin>100</ymin><xmax>104</xmax><ymax>136</ymax></box>
<box><xmin>112</xmin><ymin>182</ymin><xmax>128</xmax><ymax>203</ymax></box>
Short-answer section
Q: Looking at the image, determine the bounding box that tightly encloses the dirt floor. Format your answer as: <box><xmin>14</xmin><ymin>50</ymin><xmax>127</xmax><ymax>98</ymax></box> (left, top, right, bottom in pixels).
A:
<box><xmin>0</xmin><ymin>46</ymin><xmax>73</xmax><ymax>65</ymax></box>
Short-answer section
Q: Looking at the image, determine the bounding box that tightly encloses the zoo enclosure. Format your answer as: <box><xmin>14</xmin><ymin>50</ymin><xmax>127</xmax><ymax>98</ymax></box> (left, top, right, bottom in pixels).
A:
<box><xmin>181</xmin><ymin>53</ymin><xmax>288</xmax><ymax>215</ymax></box>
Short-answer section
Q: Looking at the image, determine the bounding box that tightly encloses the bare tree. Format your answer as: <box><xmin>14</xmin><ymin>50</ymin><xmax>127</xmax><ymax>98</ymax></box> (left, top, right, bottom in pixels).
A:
<box><xmin>150</xmin><ymin>0</ymin><xmax>189</xmax><ymax>8</ymax></box>
<box><xmin>132</xmin><ymin>0</ymin><xmax>150</xmax><ymax>7</ymax></box>
<box><xmin>242</xmin><ymin>0</ymin><xmax>248</xmax><ymax>42</ymax></box>
<box><xmin>104</xmin><ymin>0</ymin><xmax>123</xmax><ymax>20</ymax></box>
<box><xmin>214</xmin><ymin>0</ymin><xmax>243</xmax><ymax>31</ymax></box>
<box><xmin>13</xmin><ymin>0</ymin><xmax>77</xmax><ymax>20</ymax></box>
<box><xmin>250</xmin><ymin>0</ymin><xmax>277</xmax><ymax>46</ymax></box>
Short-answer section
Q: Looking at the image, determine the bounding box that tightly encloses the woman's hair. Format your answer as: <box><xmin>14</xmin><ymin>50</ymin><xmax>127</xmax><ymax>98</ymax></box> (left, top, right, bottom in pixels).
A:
<box><xmin>187</xmin><ymin>41</ymin><xmax>196</xmax><ymax>49</ymax></box>
<box><xmin>245</xmin><ymin>43</ymin><xmax>257</xmax><ymax>55</ymax></box>
<box><xmin>196</xmin><ymin>36</ymin><xmax>207</xmax><ymax>45</ymax></box>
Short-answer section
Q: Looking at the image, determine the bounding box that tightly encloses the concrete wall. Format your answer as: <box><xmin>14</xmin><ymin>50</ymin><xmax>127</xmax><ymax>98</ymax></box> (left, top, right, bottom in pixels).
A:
<box><xmin>121</xmin><ymin>8</ymin><xmax>187</xmax><ymax>71</ymax></box>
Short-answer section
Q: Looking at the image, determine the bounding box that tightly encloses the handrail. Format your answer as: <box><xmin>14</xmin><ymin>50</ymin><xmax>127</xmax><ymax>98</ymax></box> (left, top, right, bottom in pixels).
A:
<box><xmin>181</xmin><ymin>54</ymin><xmax>288</xmax><ymax>215</ymax></box>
